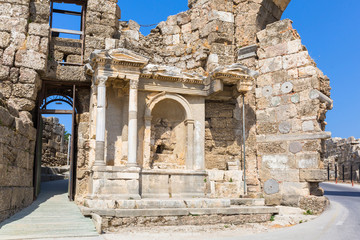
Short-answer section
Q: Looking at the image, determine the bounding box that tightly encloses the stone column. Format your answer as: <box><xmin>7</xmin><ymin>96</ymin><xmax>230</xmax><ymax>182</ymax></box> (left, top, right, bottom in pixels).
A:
<box><xmin>143</xmin><ymin>116</ymin><xmax>152</xmax><ymax>169</ymax></box>
<box><xmin>127</xmin><ymin>79</ymin><xmax>139</xmax><ymax>167</ymax></box>
<box><xmin>94</xmin><ymin>75</ymin><xmax>108</xmax><ymax>166</ymax></box>
<box><xmin>185</xmin><ymin>119</ymin><xmax>194</xmax><ymax>169</ymax></box>
<box><xmin>193</xmin><ymin>121</ymin><xmax>205</xmax><ymax>170</ymax></box>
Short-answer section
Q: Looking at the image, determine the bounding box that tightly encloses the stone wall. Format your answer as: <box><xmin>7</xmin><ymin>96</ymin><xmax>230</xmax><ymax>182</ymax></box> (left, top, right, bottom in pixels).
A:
<box><xmin>41</xmin><ymin>117</ymin><xmax>68</xmax><ymax>167</ymax></box>
<box><xmin>0</xmin><ymin>0</ymin><xmax>46</xmax><ymax>111</ymax></box>
<box><xmin>255</xmin><ymin>19</ymin><xmax>331</xmax><ymax>206</ymax></box>
<box><xmin>76</xmin><ymin>1</ymin><xmax>331</xmax><ymax>203</ymax></box>
<box><xmin>150</xmin><ymin>99</ymin><xmax>187</xmax><ymax>169</ymax></box>
<box><xmin>205</xmin><ymin>101</ymin><xmax>241</xmax><ymax>170</ymax></box>
<box><xmin>324</xmin><ymin>137</ymin><xmax>360</xmax><ymax>181</ymax></box>
<box><xmin>0</xmin><ymin>0</ymin><xmax>333</xmax><ymax>210</ymax></box>
<box><xmin>0</xmin><ymin>94</ymin><xmax>36</xmax><ymax>222</ymax></box>
<box><xmin>0</xmin><ymin>0</ymin><xmax>51</xmax><ymax>222</ymax></box>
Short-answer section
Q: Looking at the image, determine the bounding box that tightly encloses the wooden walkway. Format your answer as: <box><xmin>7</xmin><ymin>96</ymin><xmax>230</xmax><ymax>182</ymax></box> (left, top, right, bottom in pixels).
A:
<box><xmin>0</xmin><ymin>180</ymin><xmax>98</xmax><ymax>240</ymax></box>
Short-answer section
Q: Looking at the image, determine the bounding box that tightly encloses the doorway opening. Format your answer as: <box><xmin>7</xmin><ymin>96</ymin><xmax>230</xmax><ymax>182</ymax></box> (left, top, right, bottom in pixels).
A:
<box><xmin>34</xmin><ymin>83</ymin><xmax>77</xmax><ymax>201</ymax></box>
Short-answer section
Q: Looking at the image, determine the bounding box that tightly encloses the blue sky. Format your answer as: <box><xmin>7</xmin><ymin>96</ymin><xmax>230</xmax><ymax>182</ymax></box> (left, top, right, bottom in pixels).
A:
<box><xmin>52</xmin><ymin>0</ymin><xmax>360</xmax><ymax>139</ymax></box>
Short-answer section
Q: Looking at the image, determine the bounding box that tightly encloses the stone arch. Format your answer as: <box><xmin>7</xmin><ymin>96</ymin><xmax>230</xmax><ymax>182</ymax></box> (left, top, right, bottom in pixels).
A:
<box><xmin>143</xmin><ymin>93</ymin><xmax>195</xmax><ymax>169</ymax></box>
<box><xmin>145</xmin><ymin>92</ymin><xmax>193</xmax><ymax>121</ymax></box>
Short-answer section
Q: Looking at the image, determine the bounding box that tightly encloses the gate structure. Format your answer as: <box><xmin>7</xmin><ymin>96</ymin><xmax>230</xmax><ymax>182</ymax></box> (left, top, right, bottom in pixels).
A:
<box><xmin>34</xmin><ymin>82</ymin><xmax>78</xmax><ymax>200</ymax></box>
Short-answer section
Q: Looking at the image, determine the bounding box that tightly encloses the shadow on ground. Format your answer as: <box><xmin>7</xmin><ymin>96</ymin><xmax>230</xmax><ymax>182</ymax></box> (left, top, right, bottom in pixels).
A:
<box><xmin>324</xmin><ymin>190</ymin><xmax>360</xmax><ymax>197</ymax></box>
<box><xmin>0</xmin><ymin>180</ymin><xmax>68</xmax><ymax>228</ymax></box>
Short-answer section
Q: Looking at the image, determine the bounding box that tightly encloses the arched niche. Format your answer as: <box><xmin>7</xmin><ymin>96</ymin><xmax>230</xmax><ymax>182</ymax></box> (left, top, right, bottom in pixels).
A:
<box><xmin>143</xmin><ymin>93</ymin><xmax>195</xmax><ymax>169</ymax></box>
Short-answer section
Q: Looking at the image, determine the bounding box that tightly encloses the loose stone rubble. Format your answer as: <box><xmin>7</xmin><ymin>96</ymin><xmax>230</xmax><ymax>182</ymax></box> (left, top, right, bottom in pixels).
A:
<box><xmin>0</xmin><ymin>0</ymin><xmax>333</xmax><ymax>228</ymax></box>
<box><xmin>325</xmin><ymin>137</ymin><xmax>360</xmax><ymax>181</ymax></box>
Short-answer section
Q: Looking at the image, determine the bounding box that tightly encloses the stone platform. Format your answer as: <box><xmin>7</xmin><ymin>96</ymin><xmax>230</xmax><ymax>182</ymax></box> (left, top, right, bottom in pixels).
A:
<box><xmin>79</xmin><ymin>198</ymin><xmax>278</xmax><ymax>232</ymax></box>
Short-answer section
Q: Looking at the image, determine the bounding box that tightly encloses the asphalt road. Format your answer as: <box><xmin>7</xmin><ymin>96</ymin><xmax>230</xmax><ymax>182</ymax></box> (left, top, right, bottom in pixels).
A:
<box><xmin>230</xmin><ymin>182</ymin><xmax>360</xmax><ymax>240</ymax></box>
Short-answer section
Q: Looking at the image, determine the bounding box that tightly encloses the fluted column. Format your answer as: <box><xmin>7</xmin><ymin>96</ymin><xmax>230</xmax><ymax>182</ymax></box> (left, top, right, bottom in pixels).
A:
<box><xmin>127</xmin><ymin>79</ymin><xmax>139</xmax><ymax>167</ymax></box>
<box><xmin>94</xmin><ymin>75</ymin><xmax>108</xmax><ymax>166</ymax></box>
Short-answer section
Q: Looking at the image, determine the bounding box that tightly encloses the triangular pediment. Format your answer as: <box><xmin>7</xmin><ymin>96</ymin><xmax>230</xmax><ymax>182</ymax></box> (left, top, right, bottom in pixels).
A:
<box><xmin>89</xmin><ymin>48</ymin><xmax>149</xmax><ymax>69</ymax></box>
<box><xmin>108</xmin><ymin>48</ymin><xmax>149</xmax><ymax>64</ymax></box>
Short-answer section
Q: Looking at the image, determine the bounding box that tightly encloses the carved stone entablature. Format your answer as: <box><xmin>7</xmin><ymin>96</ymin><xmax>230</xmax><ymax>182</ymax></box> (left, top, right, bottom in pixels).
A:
<box><xmin>212</xmin><ymin>63</ymin><xmax>259</xmax><ymax>94</ymax></box>
<box><xmin>88</xmin><ymin>48</ymin><xmax>149</xmax><ymax>81</ymax></box>
<box><xmin>140</xmin><ymin>64</ymin><xmax>206</xmax><ymax>85</ymax></box>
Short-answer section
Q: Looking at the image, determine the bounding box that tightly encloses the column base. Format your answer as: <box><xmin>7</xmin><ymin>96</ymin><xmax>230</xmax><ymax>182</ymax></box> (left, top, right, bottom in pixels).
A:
<box><xmin>126</xmin><ymin>162</ymin><xmax>138</xmax><ymax>168</ymax></box>
<box><xmin>94</xmin><ymin>160</ymin><xmax>106</xmax><ymax>166</ymax></box>
<box><xmin>95</xmin><ymin>141</ymin><xmax>105</xmax><ymax>166</ymax></box>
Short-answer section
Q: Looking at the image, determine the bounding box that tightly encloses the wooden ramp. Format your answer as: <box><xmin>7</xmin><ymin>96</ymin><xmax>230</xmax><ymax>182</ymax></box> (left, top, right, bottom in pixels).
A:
<box><xmin>0</xmin><ymin>180</ymin><xmax>98</xmax><ymax>240</ymax></box>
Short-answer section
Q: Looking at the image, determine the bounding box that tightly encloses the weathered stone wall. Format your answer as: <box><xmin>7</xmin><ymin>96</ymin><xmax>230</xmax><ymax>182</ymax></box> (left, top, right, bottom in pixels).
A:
<box><xmin>0</xmin><ymin>0</ymin><xmax>50</xmax><ymax>221</ymax></box>
<box><xmin>74</xmin><ymin>88</ymin><xmax>91</xmax><ymax>199</ymax></box>
<box><xmin>82</xmin><ymin>1</ymin><xmax>332</xmax><ymax>203</ymax></box>
<box><xmin>255</xmin><ymin>19</ymin><xmax>331</xmax><ymax>206</ymax></box>
<box><xmin>324</xmin><ymin>137</ymin><xmax>360</xmax><ymax>181</ymax></box>
<box><xmin>0</xmin><ymin>0</ymin><xmax>47</xmax><ymax>111</ymax></box>
<box><xmin>0</xmin><ymin>94</ymin><xmax>36</xmax><ymax>222</ymax></box>
<box><xmin>111</xmin><ymin>1</ymin><xmax>293</xmax><ymax>198</ymax></box>
<box><xmin>205</xmin><ymin>101</ymin><xmax>241</xmax><ymax>170</ymax></box>
<box><xmin>150</xmin><ymin>99</ymin><xmax>187</xmax><ymax>169</ymax></box>
<box><xmin>41</xmin><ymin>117</ymin><xmax>68</xmax><ymax>167</ymax></box>
<box><xmin>1</xmin><ymin>0</ymin><xmax>333</xmax><ymax>209</ymax></box>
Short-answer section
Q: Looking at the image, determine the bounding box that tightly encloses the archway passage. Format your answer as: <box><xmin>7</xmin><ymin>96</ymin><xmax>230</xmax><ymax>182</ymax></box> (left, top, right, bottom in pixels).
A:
<box><xmin>150</xmin><ymin>99</ymin><xmax>187</xmax><ymax>169</ymax></box>
<box><xmin>35</xmin><ymin>82</ymin><xmax>78</xmax><ymax>200</ymax></box>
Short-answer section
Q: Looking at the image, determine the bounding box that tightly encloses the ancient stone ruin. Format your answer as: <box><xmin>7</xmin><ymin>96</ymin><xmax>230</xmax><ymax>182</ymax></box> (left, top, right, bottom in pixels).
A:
<box><xmin>41</xmin><ymin>116</ymin><xmax>69</xmax><ymax>167</ymax></box>
<box><xmin>0</xmin><ymin>0</ymin><xmax>332</xmax><ymax>228</ymax></box>
<box><xmin>325</xmin><ymin>137</ymin><xmax>360</xmax><ymax>181</ymax></box>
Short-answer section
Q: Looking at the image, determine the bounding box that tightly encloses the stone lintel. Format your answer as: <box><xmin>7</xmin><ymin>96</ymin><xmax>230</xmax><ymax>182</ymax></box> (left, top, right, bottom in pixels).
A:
<box><xmin>257</xmin><ymin>132</ymin><xmax>332</xmax><ymax>143</ymax></box>
<box><xmin>140</xmin><ymin>84</ymin><xmax>208</xmax><ymax>96</ymax></box>
<box><xmin>141</xmin><ymin>64</ymin><xmax>205</xmax><ymax>85</ymax></box>
<box><xmin>139</xmin><ymin>78</ymin><xmax>208</xmax><ymax>96</ymax></box>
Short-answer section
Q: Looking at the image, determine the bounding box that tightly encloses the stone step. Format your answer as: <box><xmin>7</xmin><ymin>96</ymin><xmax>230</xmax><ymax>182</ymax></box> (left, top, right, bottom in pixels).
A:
<box><xmin>230</xmin><ymin>198</ymin><xmax>265</xmax><ymax>206</ymax></box>
<box><xmin>81</xmin><ymin>205</ymin><xmax>279</xmax><ymax>218</ymax></box>
<box><xmin>84</xmin><ymin>198</ymin><xmax>231</xmax><ymax>209</ymax></box>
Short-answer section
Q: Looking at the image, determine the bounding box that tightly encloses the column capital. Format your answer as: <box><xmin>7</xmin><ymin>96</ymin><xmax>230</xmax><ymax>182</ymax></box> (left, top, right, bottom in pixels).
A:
<box><xmin>129</xmin><ymin>79</ymin><xmax>139</xmax><ymax>89</ymax></box>
<box><xmin>95</xmin><ymin>75</ymin><xmax>108</xmax><ymax>86</ymax></box>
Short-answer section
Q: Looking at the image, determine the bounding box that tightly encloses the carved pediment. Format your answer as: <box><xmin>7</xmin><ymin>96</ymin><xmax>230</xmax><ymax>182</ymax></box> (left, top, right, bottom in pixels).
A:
<box><xmin>89</xmin><ymin>48</ymin><xmax>149</xmax><ymax>70</ymax></box>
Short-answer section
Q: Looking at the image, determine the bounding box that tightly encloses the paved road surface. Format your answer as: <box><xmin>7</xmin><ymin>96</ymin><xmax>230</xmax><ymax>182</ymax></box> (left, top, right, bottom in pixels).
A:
<box><xmin>232</xmin><ymin>182</ymin><xmax>360</xmax><ymax>240</ymax></box>
<box><xmin>1</xmin><ymin>181</ymin><xmax>359</xmax><ymax>240</ymax></box>
<box><xmin>0</xmin><ymin>180</ymin><xmax>98</xmax><ymax>240</ymax></box>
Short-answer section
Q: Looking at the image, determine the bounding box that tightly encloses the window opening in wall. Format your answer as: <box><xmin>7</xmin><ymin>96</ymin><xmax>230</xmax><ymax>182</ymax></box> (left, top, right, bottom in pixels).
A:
<box><xmin>50</xmin><ymin>0</ymin><xmax>87</xmax><ymax>65</ymax></box>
